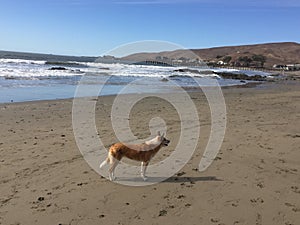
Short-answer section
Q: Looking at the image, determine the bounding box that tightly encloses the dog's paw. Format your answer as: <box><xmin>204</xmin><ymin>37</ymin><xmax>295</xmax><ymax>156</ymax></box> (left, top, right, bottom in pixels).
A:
<box><xmin>142</xmin><ymin>176</ymin><xmax>148</xmax><ymax>181</ymax></box>
<box><xmin>109</xmin><ymin>175</ymin><xmax>116</xmax><ymax>181</ymax></box>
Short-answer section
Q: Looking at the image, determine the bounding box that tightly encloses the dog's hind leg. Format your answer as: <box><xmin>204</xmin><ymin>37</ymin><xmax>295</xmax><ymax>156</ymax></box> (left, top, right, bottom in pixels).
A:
<box><xmin>109</xmin><ymin>158</ymin><xmax>119</xmax><ymax>181</ymax></box>
<box><xmin>99</xmin><ymin>156</ymin><xmax>110</xmax><ymax>169</ymax></box>
<box><xmin>141</xmin><ymin>161</ymin><xmax>149</xmax><ymax>181</ymax></box>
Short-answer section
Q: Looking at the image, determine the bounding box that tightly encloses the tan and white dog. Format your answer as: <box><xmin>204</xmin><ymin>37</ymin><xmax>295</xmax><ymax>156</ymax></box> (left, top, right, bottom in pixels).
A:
<box><xmin>100</xmin><ymin>131</ymin><xmax>170</xmax><ymax>181</ymax></box>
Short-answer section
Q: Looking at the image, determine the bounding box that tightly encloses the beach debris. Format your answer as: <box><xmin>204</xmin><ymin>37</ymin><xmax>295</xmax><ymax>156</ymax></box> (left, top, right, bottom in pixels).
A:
<box><xmin>37</xmin><ymin>196</ymin><xmax>45</xmax><ymax>201</ymax></box>
<box><xmin>176</xmin><ymin>171</ymin><xmax>186</xmax><ymax>176</ymax></box>
<box><xmin>177</xmin><ymin>195</ymin><xmax>185</xmax><ymax>199</ymax></box>
<box><xmin>158</xmin><ymin>209</ymin><xmax>167</xmax><ymax>216</ymax></box>
<box><xmin>210</xmin><ymin>218</ymin><xmax>220</xmax><ymax>223</ymax></box>
<box><xmin>291</xmin><ymin>186</ymin><xmax>300</xmax><ymax>194</ymax></box>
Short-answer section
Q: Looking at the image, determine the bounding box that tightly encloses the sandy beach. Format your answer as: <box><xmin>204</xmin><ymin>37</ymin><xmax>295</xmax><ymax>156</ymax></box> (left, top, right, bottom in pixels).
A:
<box><xmin>1</xmin><ymin>80</ymin><xmax>300</xmax><ymax>225</ymax></box>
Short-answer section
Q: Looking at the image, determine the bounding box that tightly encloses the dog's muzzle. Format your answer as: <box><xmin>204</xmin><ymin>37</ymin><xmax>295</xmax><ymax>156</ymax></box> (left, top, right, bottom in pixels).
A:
<box><xmin>164</xmin><ymin>140</ymin><xmax>170</xmax><ymax>146</ymax></box>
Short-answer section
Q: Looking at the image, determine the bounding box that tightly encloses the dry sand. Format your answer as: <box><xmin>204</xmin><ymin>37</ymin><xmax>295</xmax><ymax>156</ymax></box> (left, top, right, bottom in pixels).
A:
<box><xmin>0</xmin><ymin>80</ymin><xmax>299</xmax><ymax>225</ymax></box>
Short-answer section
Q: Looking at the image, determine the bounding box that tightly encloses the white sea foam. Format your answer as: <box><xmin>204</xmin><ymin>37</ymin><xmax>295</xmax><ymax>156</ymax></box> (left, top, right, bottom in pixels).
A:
<box><xmin>0</xmin><ymin>58</ymin><xmax>254</xmax><ymax>103</ymax></box>
<box><xmin>0</xmin><ymin>58</ymin><xmax>85</xmax><ymax>78</ymax></box>
<box><xmin>0</xmin><ymin>57</ymin><xmax>271</xmax><ymax>80</ymax></box>
<box><xmin>84</xmin><ymin>63</ymin><xmax>218</xmax><ymax>78</ymax></box>
<box><xmin>212</xmin><ymin>67</ymin><xmax>271</xmax><ymax>77</ymax></box>
<box><xmin>0</xmin><ymin>58</ymin><xmax>46</xmax><ymax>65</ymax></box>
<box><xmin>0</xmin><ymin>67</ymin><xmax>83</xmax><ymax>78</ymax></box>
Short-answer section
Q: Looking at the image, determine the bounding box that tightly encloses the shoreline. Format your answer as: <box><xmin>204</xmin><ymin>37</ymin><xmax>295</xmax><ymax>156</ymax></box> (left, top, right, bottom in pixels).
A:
<box><xmin>3</xmin><ymin>58</ymin><xmax>298</xmax><ymax>104</ymax></box>
<box><xmin>0</xmin><ymin>79</ymin><xmax>295</xmax><ymax>106</ymax></box>
<box><xmin>1</xmin><ymin>79</ymin><xmax>300</xmax><ymax>225</ymax></box>
<box><xmin>0</xmin><ymin>79</ymin><xmax>280</xmax><ymax>105</ymax></box>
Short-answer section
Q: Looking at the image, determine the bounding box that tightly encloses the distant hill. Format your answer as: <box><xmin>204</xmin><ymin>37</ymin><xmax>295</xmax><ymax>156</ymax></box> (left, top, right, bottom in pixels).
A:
<box><xmin>1</xmin><ymin>42</ymin><xmax>299</xmax><ymax>68</ymax></box>
<box><xmin>121</xmin><ymin>42</ymin><xmax>300</xmax><ymax>68</ymax></box>
<box><xmin>0</xmin><ymin>50</ymin><xmax>97</xmax><ymax>62</ymax></box>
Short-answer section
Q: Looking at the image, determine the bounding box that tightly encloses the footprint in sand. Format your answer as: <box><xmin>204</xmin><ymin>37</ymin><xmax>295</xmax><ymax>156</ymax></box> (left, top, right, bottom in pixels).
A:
<box><xmin>185</xmin><ymin>203</ymin><xmax>191</xmax><ymax>207</ymax></box>
<box><xmin>158</xmin><ymin>209</ymin><xmax>168</xmax><ymax>217</ymax></box>
<box><xmin>256</xmin><ymin>181</ymin><xmax>264</xmax><ymax>189</ymax></box>
<box><xmin>31</xmin><ymin>196</ymin><xmax>50</xmax><ymax>212</ymax></box>
<box><xmin>225</xmin><ymin>199</ymin><xmax>239</xmax><ymax>207</ymax></box>
<box><xmin>210</xmin><ymin>218</ymin><xmax>220</xmax><ymax>223</ymax></box>
<box><xmin>177</xmin><ymin>195</ymin><xmax>185</xmax><ymax>199</ymax></box>
<box><xmin>250</xmin><ymin>197</ymin><xmax>264</xmax><ymax>204</ymax></box>
<box><xmin>287</xmin><ymin>134</ymin><xmax>300</xmax><ymax>138</ymax></box>
<box><xmin>284</xmin><ymin>202</ymin><xmax>300</xmax><ymax>212</ymax></box>
<box><xmin>279</xmin><ymin>159</ymin><xmax>286</xmax><ymax>163</ymax></box>
<box><xmin>291</xmin><ymin>186</ymin><xmax>300</xmax><ymax>194</ymax></box>
<box><xmin>256</xmin><ymin>213</ymin><xmax>262</xmax><ymax>225</ymax></box>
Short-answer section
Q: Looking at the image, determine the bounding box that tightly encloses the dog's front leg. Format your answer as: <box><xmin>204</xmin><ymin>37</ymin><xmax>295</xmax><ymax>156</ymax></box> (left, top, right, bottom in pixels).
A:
<box><xmin>141</xmin><ymin>161</ymin><xmax>149</xmax><ymax>181</ymax></box>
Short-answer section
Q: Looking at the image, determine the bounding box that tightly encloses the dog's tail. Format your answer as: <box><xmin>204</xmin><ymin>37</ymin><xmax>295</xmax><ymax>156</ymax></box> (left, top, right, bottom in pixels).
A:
<box><xmin>99</xmin><ymin>152</ymin><xmax>111</xmax><ymax>169</ymax></box>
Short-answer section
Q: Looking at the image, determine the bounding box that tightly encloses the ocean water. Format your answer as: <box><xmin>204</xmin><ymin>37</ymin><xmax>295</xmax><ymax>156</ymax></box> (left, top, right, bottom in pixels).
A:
<box><xmin>0</xmin><ymin>58</ymin><xmax>263</xmax><ymax>103</ymax></box>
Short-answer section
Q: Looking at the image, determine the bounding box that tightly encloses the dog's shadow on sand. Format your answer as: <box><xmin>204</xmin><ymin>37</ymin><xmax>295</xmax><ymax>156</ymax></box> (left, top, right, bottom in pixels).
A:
<box><xmin>116</xmin><ymin>176</ymin><xmax>222</xmax><ymax>183</ymax></box>
<box><xmin>164</xmin><ymin>176</ymin><xmax>222</xmax><ymax>183</ymax></box>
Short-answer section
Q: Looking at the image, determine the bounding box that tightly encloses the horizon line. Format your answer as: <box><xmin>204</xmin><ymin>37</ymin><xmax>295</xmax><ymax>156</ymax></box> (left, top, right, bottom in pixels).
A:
<box><xmin>0</xmin><ymin>41</ymin><xmax>298</xmax><ymax>57</ymax></box>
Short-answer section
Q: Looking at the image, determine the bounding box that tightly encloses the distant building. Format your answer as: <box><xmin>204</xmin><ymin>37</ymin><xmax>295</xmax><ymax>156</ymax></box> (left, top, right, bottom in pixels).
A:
<box><xmin>273</xmin><ymin>64</ymin><xmax>300</xmax><ymax>71</ymax></box>
<box><xmin>286</xmin><ymin>64</ymin><xmax>300</xmax><ymax>71</ymax></box>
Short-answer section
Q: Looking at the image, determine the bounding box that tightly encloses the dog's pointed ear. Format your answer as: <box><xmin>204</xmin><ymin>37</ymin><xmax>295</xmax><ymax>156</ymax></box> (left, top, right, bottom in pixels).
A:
<box><xmin>157</xmin><ymin>131</ymin><xmax>161</xmax><ymax>136</ymax></box>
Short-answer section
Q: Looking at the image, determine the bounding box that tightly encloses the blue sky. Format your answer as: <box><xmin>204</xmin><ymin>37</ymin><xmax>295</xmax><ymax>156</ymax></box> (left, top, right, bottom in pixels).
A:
<box><xmin>0</xmin><ymin>0</ymin><xmax>299</xmax><ymax>56</ymax></box>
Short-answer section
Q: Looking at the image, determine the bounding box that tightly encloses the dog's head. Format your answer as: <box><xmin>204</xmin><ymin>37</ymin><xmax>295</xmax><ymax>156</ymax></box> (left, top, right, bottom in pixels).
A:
<box><xmin>157</xmin><ymin>131</ymin><xmax>170</xmax><ymax>147</ymax></box>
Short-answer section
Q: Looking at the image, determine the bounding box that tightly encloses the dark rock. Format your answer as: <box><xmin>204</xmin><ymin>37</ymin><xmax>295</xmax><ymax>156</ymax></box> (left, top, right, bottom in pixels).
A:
<box><xmin>174</xmin><ymin>68</ymin><xmax>201</xmax><ymax>74</ymax></box>
<box><xmin>215</xmin><ymin>72</ymin><xmax>267</xmax><ymax>81</ymax></box>
<box><xmin>173</xmin><ymin>68</ymin><xmax>215</xmax><ymax>75</ymax></box>
<box><xmin>48</xmin><ymin>67</ymin><xmax>68</xmax><ymax>71</ymax></box>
